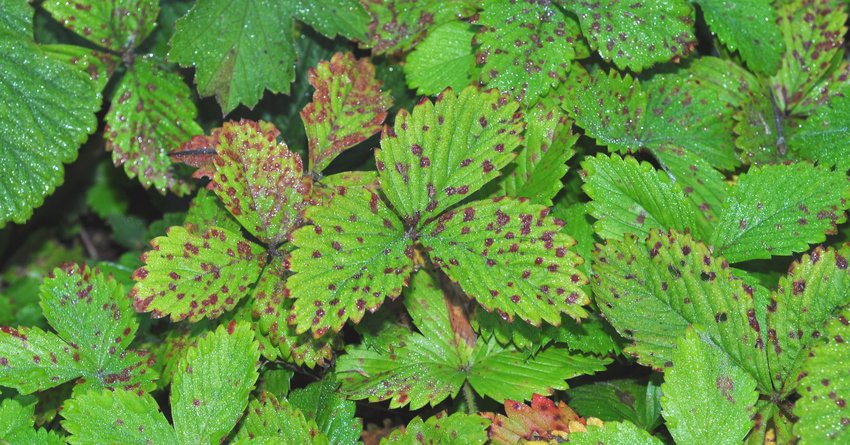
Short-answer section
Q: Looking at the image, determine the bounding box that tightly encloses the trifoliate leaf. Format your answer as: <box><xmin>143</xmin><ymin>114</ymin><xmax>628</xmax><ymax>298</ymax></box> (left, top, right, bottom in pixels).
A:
<box><xmin>105</xmin><ymin>57</ymin><xmax>202</xmax><ymax>195</ymax></box>
<box><xmin>0</xmin><ymin>23</ymin><xmax>99</xmax><ymax>226</ymax></box>
<box><xmin>362</xmin><ymin>0</ymin><xmax>475</xmax><ymax>55</ymax></box>
<box><xmin>766</xmin><ymin>246</ymin><xmax>850</xmax><ymax>390</ymax></box>
<box><xmin>421</xmin><ymin>198</ymin><xmax>589</xmax><ymax>325</ymax></box>
<box><xmin>43</xmin><ymin>0</ymin><xmax>158</xmax><ymax>51</ymax></box>
<box><xmin>661</xmin><ymin>328</ymin><xmax>758</xmax><ymax>445</ymax></box>
<box><xmin>564</xmin><ymin>0</ymin><xmax>696</xmax><ymax>71</ymax></box>
<box><xmin>288</xmin><ymin>187</ymin><xmax>414</xmax><ymax>337</ymax></box>
<box><xmin>482</xmin><ymin>394</ymin><xmax>591</xmax><ymax>445</ymax></box>
<box><xmin>289</xmin><ymin>375</ymin><xmax>362</xmax><ymax>445</ymax></box>
<box><xmin>0</xmin><ymin>397</ymin><xmax>64</xmax><ymax>444</ymax></box>
<box><xmin>565</xmin><ymin>421</ymin><xmax>663</xmax><ymax>445</ymax></box>
<box><xmin>292</xmin><ymin>0</ymin><xmax>369</xmax><ymax>41</ymax></box>
<box><xmin>233</xmin><ymin>392</ymin><xmax>328</xmax><ymax>445</ymax></box>
<box><xmin>211</xmin><ymin>120</ymin><xmax>312</xmax><ymax>245</ymax></box>
<box><xmin>383</xmin><ymin>412</ymin><xmax>488</xmax><ymax>445</ymax></box>
<box><xmin>168</xmin><ymin>0</ymin><xmax>295</xmax><ymax>113</ymax></box>
<box><xmin>566</xmin><ymin>379</ymin><xmax>662</xmax><ymax>431</ymax></box>
<box><xmin>376</xmin><ymin>87</ymin><xmax>524</xmax><ymax>225</ymax></box>
<box><xmin>132</xmin><ymin>226</ymin><xmax>265</xmax><ymax>322</ymax></box>
<box><xmin>581</xmin><ymin>154</ymin><xmax>698</xmax><ymax>241</ymax></box>
<box><xmin>41</xmin><ymin>44</ymin><xmax>118</xmax><ymax>93</ymax></box>
<box><xmin>793</xmin><ymin>309</ymin><xmax>850</xmax><ymax>443</ymax></box>
<box><xmin>171</xmin><ymin>322</ymin><xmax>260</xmax><ymax>445</ymax></box>
<box><xmin>593</xmin><ymin>230</ymin><xmax>773</xmax><ymax>390</ymax></box>
<box><xmin>63</xmin><ymin>389</ymin><xmax>177</xmax><ymax>445</ymax></box>
<box><xmin>474</xmin><ymin>0</ymin><xmax>580</xmax><ymax>103</ymax></box>
<box><xmin>710</xmin><ymin>162</ymin><xmax>850</xmax><ymax>263</ymax></box>
<box><xmin>789</xmin><ymin>95</ymin><xmax>850</xmax><ymax>170</ymax></box>
<box><xmin>301</xmin><ymin>52</ymin><xmax>391</xmax><ymax>174</ymax></box>
<box><xmin>404</xmin><ymin>21</ymin><xmax>475</xmax><ymax>96</ymax></box>
<box><xmin>693</xmin><ymin>0</ymin><xmax>782</xmax><ymax>75</ymax></box>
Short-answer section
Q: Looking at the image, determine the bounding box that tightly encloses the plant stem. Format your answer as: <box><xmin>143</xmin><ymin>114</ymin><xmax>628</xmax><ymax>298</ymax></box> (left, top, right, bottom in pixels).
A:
<box><xmin>462</xmin><ymin>382</ymin><xmax>477</xmax><ymax>414</ymax></box>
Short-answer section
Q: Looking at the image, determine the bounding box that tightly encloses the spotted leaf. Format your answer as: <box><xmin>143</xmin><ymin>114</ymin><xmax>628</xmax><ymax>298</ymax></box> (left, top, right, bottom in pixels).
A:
<box><xmin>482</xmin><ymin>394</ymin><xmax>591</xmax><ymax>445</ymax></box>
<box><xmin>41</xmin><ymin>44</ymin><xmax>118</xmax><ymax>93</ymax></box>
<box><xmin>233</xmin><ymin>392</ymin><xmax>328</xmax><ymax>444</ymax></box>
<box><xmin>131</xmin><ymin>226</ymin><xmax>265</xmax><ymax>322</ymax></box>
<box><xmin>301</xmin><ymin>52</ymin><xmax>391</xmax><ymax>174</ymax></box>
<box><xmin>474</xmin><ymin>0</ymin><xmax>583</xmax><ymax>103</ymax></box>
<box><xmin>592</xmin><ymin>229</ymin><xmax>773</xmax><ymax>391</ymax></box>
<box><xmin>63</xmin><ymin>389</ymin><xmax>178</xmax><ymax>445</ymax></box>
<box><xmin>105</xmin><ymin>58</ymin><xmax>203</xmax><ymax>195</ymax></box>
<box><xmin>709</xmin><ymin>162</ymin><xmax>850</xmax><ymax>263</ymax></box>
<box><xmin>288</xmin><ymin>187</ymin><xmax>414</xmax><ymax>337</ymax></box>
<box><xmin>212</xmin><ymin>120</ymin><xmax>312</xmax><ymax>245</ymax></box>
<box><xmin>789</xmin><ymin>95</ymin><xmax>850</xmax><ymax>170</ymax></box>
<box><xmin>384</xmin><ymin>412</ymin><xmax>489</xmax><ymax>444</ymax></box>
<box><xmin>564</xmin><ymin>0</ymin><xmax>696</xmax><ymax>71</ymax></box>
<box><xmin>0</xmin><ymin>397</ymin><xmax>64</xmax><ymax>444</ymax></box>
<box><xmin>43</xmin><ymin>0</ymin><xmax>158</xmax><ymax>52</ymax></box>
<box><xmin>566</xmin><ymin>421</ymin><xmax>663</xmax><ymax>445</ymax></box>
<box><xmin>651</xmin><ymin>145</ymin><xmax>728</xmax><ymax>230</ymax></box>
<box><xmin>404</xmin><ymin>21</ymin><xmax>476</xmax><ymax>96</ymax></box>
<box><xmin>422</xmin><ymin>197</ymin><xmax>589</xmax><ymax>326</ymax></box>
<box><xmin>377</xmin><ymin>86</ymin><xmax>524</xmax><ymax>226</ymax></box>
<box><xmin>361</xmin><ymin>0</ymin><xmax>475</xmax><ymax>55</ymax></box>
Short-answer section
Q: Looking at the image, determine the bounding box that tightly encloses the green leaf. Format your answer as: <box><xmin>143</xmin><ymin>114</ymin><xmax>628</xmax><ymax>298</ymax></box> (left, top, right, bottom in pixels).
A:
<box><xmin>362</xmin><ymin>0</ymin><xmax>475</xmax><ymax>55</ymax></box>
<box><xmin>793</xmin><ymin>309</ymin><xmax>850</xmax><ymax>443</ymax></box>
<box><xmin>211</xmin><ymin>120</ymin><xmax>312</xmax><ymax>245</ymax></box>
<box><xmin>171</xmin><ymin>322</ymin><xmax>260</xmax><ymax>445</ymax></box>
<box><xmin>732</xmin><ymin>90</ymin><xmax>789</xmax><ymax>165</ymax></box>
<box><xmin>661</xmin><ymin>328</ymin><xmax>758</xmax><ymax>445</ymax></box>
<box><xmin>565</xmin><ymin>421</ymin><xmax>663</xmax><ymax>445</ymax></box>
<box><xmin>651</xmin><ymin>145</ymin><xmax>728</xmax><ymax>229</ymax></box>
<box><xmin>789</xmin><ymin>95</ymin><xmax>850</xmax><ymax>170</ymax></box>
<box><xmin>553</xmin><ymin>200</ymin><xmax>596</xmax><ymax>278</ymax></box>
<box><xmin>376</xmin><ymin>86</ymin><xmax>524</xmax><ymax>225</ymax></box>
<box><xmin>693</xmin><ymin>0</ymin><xmax>782</xmax><ymax>74</ymax></box>
<box><xmin>0</xmin><ymin>397</ymin><xmax>64</xmax><ymax>444</ymax></box>
<box><xmin>383</xmin><ymin>412</ymin><xmax>489</xmax><ymax>445</ymax></box>
<box><xmin>581</xmin><ymin>154</ymin><xmax>698</xmax><ymax>241</ymax></box>
<box><xmin>567</xmin><ymin>379</ymin><xmax>662</xmax><ymax>432</ymax></box>
<box><xmin>421</xmin><ymin>197</ymin><xmax>589</xmax><ymax>326</ymax></box>
<box><xmin>0</xmin><ymin>325</ymin><xmax>80</xmax><ymax>394</ymax></box>
<box><xmin>43</xmin><ymin>0</ymin><xmax>159</xmax><ymax>51</ymax></box>
<box><xmin>301</xmin><ymin>52</ymin><xmax>391</xmax><ymax>174</ymax></box>
<box><xmin>292</xmin><ymin>0</ymin><xmax>369</xmax><ymax>41</ymax></box>
<box><xmin>288</xmin><ymin>187</ymin><xmax>414</xmax><ymax>337</ymax></box>
<box><xmin>62</xmin><ymin>389</ymin><xmax>178</xmax><ymax>445</ymax></box>
<box><xmin>475</xmin><ymin>0</ymin><xmax>580</xmax><ymax>103</ymax></box>
<box><xmin>41</xmin><ymin>44</ymin><xmax>118</xmax><ymax>93</ymax></box>
<box><xmin>233</xmin><ymin>392</ymin><xmax>329</xmax><ymax>445</ymax></box>
<box><xmin>183</xmin><ymin>188</ymin><xmax>242</xmax><ymax>234</ymax></box>
<box><xmin>0</xmin><ymin>0</ymin><xmax>31</xmax><ymax>38</ymax></box>
<box><xmin>289</xmin><ymin>375</ymin><xmax>362</xmax><ymax>445</ymax></box>
<box><xmin>0</xmin><ymin>22</ymin><xmax>99</xmax><ymax>226</ymax></box>
<box><xmin>168</xmin><ymin>0</ymin><xmax>295</xmax><ymax>113</ymax></box>
<box><xmin>404</xmin><ymin>21</ymin><xmax>475</xmax><ymax>96</ymax></box>
<box><xmin>105</xmin><ymin>58</ymin><xmax>202</xmax><ymax>195</ymax></box>
<box><xmin>766</xmin><ymin>246</ymin><xmax>850</xmax><ymax>391</ymax></box>
<box><xmin>565</xmin><ymin>0</ymin><xmax>696</xmax><ymax>71</ymax></box>
<box><xmin>709</xmin><ymin>162</ymin><xmax>850</xmax><ymax>263</ymax></box>
<box><xmin>593</xmin><ymin>230</ymin><xmax>773</xmax><ymax>390</ymax></box>
<box><xmin>132</xmin><ymin>226</ymin><xmax>265</xmax><ymax>322</ymax></box>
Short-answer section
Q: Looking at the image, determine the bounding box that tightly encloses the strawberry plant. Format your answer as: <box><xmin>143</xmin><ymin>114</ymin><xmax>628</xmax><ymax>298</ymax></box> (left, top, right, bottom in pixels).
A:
<box><xmin>1</xmin><ymin>0</ymin><xmax>849</xmax><ymax>443</ymax></box>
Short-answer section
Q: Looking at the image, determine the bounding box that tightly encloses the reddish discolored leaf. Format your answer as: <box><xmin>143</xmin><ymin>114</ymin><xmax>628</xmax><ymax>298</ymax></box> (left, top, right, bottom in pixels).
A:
<box><xmin>301</xmin><ymin>52</ymin><xmax>391</xmax><ymax>174</ymax></box>
<box><xmin>361</xmin><ymin>0</ymin><xmax>476</xmax><ymax>55</ymax></box>
<box><xmin>482</xmin><ymin>394</ymin><xmax>591</xmax><ymax>445</ymax></box>
<box><xmin>169</xmin><ymin>128</ymin><xmax>222</xmax><ymax>181</ymax></box>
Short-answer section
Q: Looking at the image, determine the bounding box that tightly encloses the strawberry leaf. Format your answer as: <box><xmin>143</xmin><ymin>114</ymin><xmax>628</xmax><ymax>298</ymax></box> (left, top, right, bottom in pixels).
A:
<box><xmin>376</xmin><ymin>87</ymin><xmax>524</xmax><ymax>226</ymax></box>
<box><xmin>132</xmin><ymin>226</ymin><xmax>265</xmax><ymax>322</ymax></box>
<box><xmin>709</xmin><ymin>162</ymin><xmax>850</xmax><ymax>263</ymax></box>
<box><xmin>63</xmin><ymin>389</ymin><xmax>178</xmax><ymax>445</ymax></box>
<box><xmin>651</xmin><ymin>145</ymin><xmax>728</xmax><ymax>229</ymax></box>
<box><xmin>41</xmin><ymin>44</ymin><xmax>118</xmax><ymax>93</ymax></box>
<box><xmin>292</xmin><ymin>0</ymin><xmax>369</xmax><ymax>41</ymax></box>
<box><xmin>567</xmin><ymin>421</ymin><xmax>663</xmax><ymax>445</ymax></box>
<box><xmin>0</xmin><ymin>397</ymin><xmax>64</xmax><ymax>444</ymax></box>
<box><xmin>361</xmin><ymin>0</ymin><xmax>475</xmax><ymax>55</ymax></box>
<box><xmin>404</xmin><ymin>21</ymin><xmax>476</xmax><ymax>96</ymax></box>
<box><xmin>289</xmin><ymin>375</ymin><xmax>362</xmax><ymax>445</ymax></box>
<box><xmin>482</xmin><ymin>394</ymin><xmax>590</xmax><ymax>445</ymax></box>
<box><xmin>183</xmin><ymin>188</ymin><xmax>242</xmax><ymax>235</ymax></box>
<box><xmin>383</xmin><ymin>412</ymin><xmax>489</xmax><ymax>445</ymax></box>
<box><xmin>564</xmin><ymin>0</ymin><xmax>696</xmax><ymax>71</ymax></box>
<box><xmin>566</xmin><ymin>379</ymin><xmax>662</xmax><ymax>431</ymax></box>
<box><xmin>421</xmin><ymin>198</ymin><xmax>589</xmax><ymax>326</ymax></box>
<box><xmin>661</xmin><ymin>328</ymin><xmax>758</xmax><ymax>445</ymax></box>
<box><xmin>43</xmin><ymin>0</ymin><xmax>158</xmax><ymax>52</ymax></box>
<box><xmin>233</xmin><ymin>392</ymin><xmax>328</xmax><ymax>444</ymax></box>
<box><xmin>211</xmin><ymin>120</ymin><xmax>312</xmax><ymax>245</ymax></box>
<box><xmin>301</xmin><ymin>52</ymin><xmax>391</xmax><ymax>175</ymax></box>
<box><xmin>288</xmin><ymin>187</ymin><xmax>414</xmax><ymax>337</ymax></box>
<box><xmin>789</xmin><ymin>95</ymin><xmax>850</xmax><ymax>170</ymax></box>
<box><xmin>105</xmin><ymin>58</ymin><xmax>202</xmax><ymax>195</ymax></box>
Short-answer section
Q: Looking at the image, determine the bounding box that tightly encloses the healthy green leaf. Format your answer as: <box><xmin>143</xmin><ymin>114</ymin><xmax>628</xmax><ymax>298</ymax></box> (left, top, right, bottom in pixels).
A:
<box><xmin>301</xmin><ymin>52</ymin><xmax>391</xmax><ymax>174</ymax></box>
<box><xmin>289</xmin><ymin>375</ymin><xmax>362</xmax><ymax>445</ymax></box>
<box><xmin>0</xmin><ymin>0</ymin><xmax>31</xmax><ymax>37</ymax></box>
<box><xmin>132</xmin><ymin>226</ymin><xmax>265</xmax><ymax>322</ymax></box>
<box><xmin>361</xmin><ymin>0</ymin><xmax>475</xmax><ymax>55</ymax></box>
<box><xmin>567</xmin><ymin>379</ymin><xmax>662</xmax><ymax>432</ymax></box>
<box><xmin>404</xmin><ymin>21</ymin><xmax>475</xmax><ymax>96</ymax></box>
<box><xmin>288</xmin><ymin>187</ymin><xmax>414</xmax><ymax>337</ymax></box>
<box><xmin>43</xmin><ymin>0</ymin><xmax>159</xmax><ymax>51</ymax></box>
<box><xmin>565</xmin><ymin>0</ymin><xmax>696</xmax><ymax>71</ymax></box>
<box><xmin>789</xmin><ymin>95</ymin><xmax>850</xmax><ymax>170</ymax></box>
<box><xmin>581</xmin><ymin>154</ymin><xmax>698</xmax><ymax>241</ymax></box>
<box><xmin>233</xmin><ymin>392</ymin><xmax>329</xmax><ymax>445</ymax></box>
<box><xmin>651</xmin><ymin>145</ymin><xmax>728</xmax><ymax>229</ymax></box>
<box><xmin>376</xmin><ymin>86</ymin><xmax>523</xmax><ymax>225</ymax></box>
<box><xmin>421</xmin><ymin>198</ymin><xmax>589</xmax><ymax>325</ymax></box>
<box><xmin>0</xmin><ymin>397</ymin><xmax>64</xmax><ymax>444</ymax></box>
<box><xmin>62</xmin><ymin>389</ymin><xmax>178</xmax><ymax>445</ymax></box>
<box><xmin>693</xmin><ymin>0</ymin><xmax>782</xmax><ymax>74</ymax></box>
<box><xmin>292</xmin><ymin>0</ymin><xmax>369</xmax><ymax>41</ymax></box>
<box><xmin>661</xmin><ymin>328</ymin><xmax>758</xmax><ymax>445</ymax></box>
<box><xmin>383</xmin><ymin>412</ymin><xmax>489</xmax><ymax>445</ymax></box>
<box><xmin>565</xmin><ymin>421</ymin><xmax>663</xmax><ymax>445</ymax></box>
<box><xmin>710</xmin><ymin>162</ymin><xmax>850</xmax><ymax>263</ymax></box>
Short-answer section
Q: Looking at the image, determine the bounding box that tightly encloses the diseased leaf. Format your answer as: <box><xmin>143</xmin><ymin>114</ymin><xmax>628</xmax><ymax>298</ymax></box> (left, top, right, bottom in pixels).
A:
<box><xmin>482</xmin><ymin>394</ymin><xmax>590</xmax><ymax>445</ymax></box>
<box><xmin>288</xmin><ymin>187</ymin><xmax>414</xmax><ymax>337</ymax></box>
<box><xmin>565</xmin><ymin>421</ymin><xmax>663</xmax><ymax>445</ymax></box>
<box><xmin>404</xmin><ymin>21</ymin><xmax>475</xmax><ymax>96</ymax></box>
<box><xmin>474</xmin><ymin>0</ymin><xmax>581</xmax><ymax>102</ymax></box>
<box><xmin>211</xmin><ymin>120</ymin><xmax>312</xmax><ymax>245</ymax></box>
<box><xmin>183</xmin><ymin>188</ymin><xmax>242</xmax><ymax>234</ymax></box>
<box><xmin>131</xmin><ymin>226</ymin><xmax>265</xmax><ymax>322</ymax></box>
<box><xmin>789</xmin><ymin>95</ymin><xmax>850</xmax><ymax>170</ymax></box>
<box><xmin>62</xmin><ymin>389</ymin><xmax>178</xmax><ymax>445</ymax></box>
<box><xmin>361</xmin><ymin>0</ymin><xmax>475</xmax><ymax>55</ymax></box>
<box><xmin>233</xmin><ymin>392</ymin><xmax>328</xmax><ymax>445</ymax></box>
<box><xmin>292</xmin><ymin>0</ymin><xmax>369</xmax><ymax>41</ymax></box>
<box><xmin>421</xmin><ymin>198</ymin><xmax>589</xmax><ymax>326</ymax></box>
<box><xmin>567</xmin><ymin>379</ymin><xmax>662</xmax><ymax>432</ymax></box>
<box><xmin>732</xmin><ymin>91</ymin><xmax>789</xmax><ymax>165</ymax></box>
<box><xmin>41</xmin><ymin>44</ymin><xmax>118</xmax><ymax>93</ymax></box>
<box><xmin>581</xmin><ymin>154</ymin><xmax>698</xmax><ymax>241</ymax></box>
<box><xmin>376</xmin><ymin>87</ymin><xmax>524</xmax><ymax>225</ymax></box>
<box><xmin>0</xmin><ymin>397</ymin><xmax>64</xmax><ymax>444</ymax></box>
<box><xmin>565</xmin><ymin>0</ymin><xmax>696</xmax><ymax>71</ymax></box>
<box><xmin>105</xmin><ymin>58</ymin><xmax>202</xmax><ymax>195</ymax></box>
<box><xmin>168</xmin><ymin>0</ymin><xmax>295</xmax><ymax>113</ymax></box>
<box><xmin>652</xmin><ymin>145</ymin><xmax>728</xmax><ymax>229</ymax></box>
<box><xmin>43</xmin><ymin>0</ymin><xmax>158</xmax><ymax>51</ymax></box>
<box><xmin>289</xmin><ymin>375</ymin><xmax>362</xmax><ymax>445</ymax></box>
<box><xmin>301</xmin><ymin>52</ymin><xmax>391</xmax><ymax>174</ymax></box>
<box><xmin>383</xmin><ymin>412</ymin><xmax>488</xmax><ymax>445</ymax></box>
<box><xmin>661</xmin><ymin>328</ymin><xmax>758</xmax><ymax>445</ymax></box>
<box><xmin>710</xmin><ymin>162</ymin><xmax>850</xmax><ymax>263</ymax></box>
